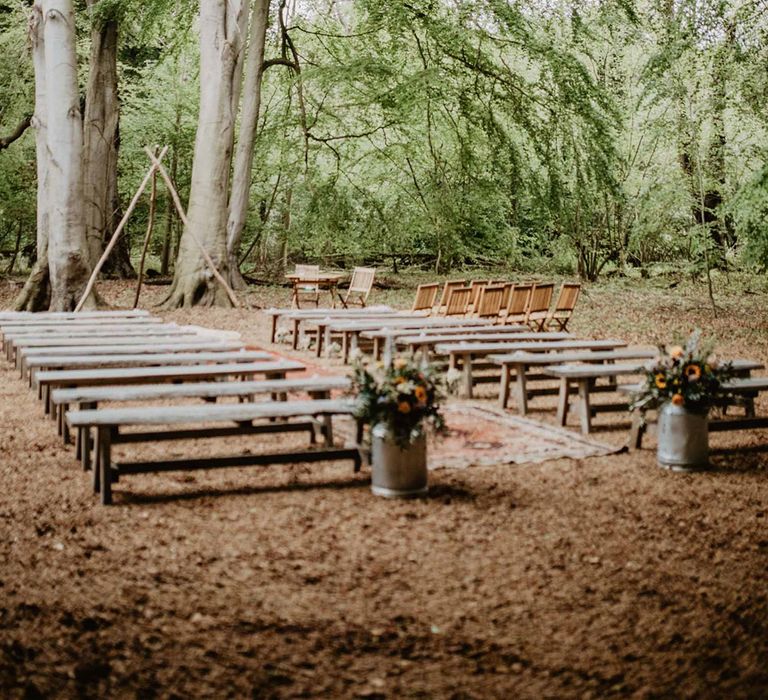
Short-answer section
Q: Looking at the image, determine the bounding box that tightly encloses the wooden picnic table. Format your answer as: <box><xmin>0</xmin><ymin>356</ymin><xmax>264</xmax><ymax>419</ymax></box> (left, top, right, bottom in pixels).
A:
<box><xmin>266</xmin><ymin>305</ymin><xmax>393</xmax><ymax>343</ymax></box>
<box><xmin>285</xmin><ymin>272</ymin><xmax>346</xmax><ymax>308</ymax></box>
<box><xmin>34</xmin><ymin>360</ymin><xmax>305</xmax><ymax>415</ymax></box>
<box><xmin>545</xmin><ymin>358</ymin><xmax>765</xmax><ymax>434</ymax></box>
<box><xmin>434</xmin><ymin>338</ymin><xmax>629</xmax><ymax>398</ymax></box>
<box><xmin>66</xmin><ymin>397</ymin><xmax>361</xmax><ymax>505</ymax></box>
<box><xmin>320</xmin><ymin>317</ymin><xmax>491</xmax><ymax>362</ymax></box>
<box><xmin>492</xmin><ymin>348</ymin><xmax>659</xmax><ymax>414</ymax></box>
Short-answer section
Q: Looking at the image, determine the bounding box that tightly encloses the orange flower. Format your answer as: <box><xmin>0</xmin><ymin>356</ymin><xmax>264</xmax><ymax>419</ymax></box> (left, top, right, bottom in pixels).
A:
<box><xmin>685</xmin><ymin>364</ymin><xmax>701</xmax><ymax>382</ymax></box>
<box><xmin>398</xmin><ymin>401</ymin><xmax>412</xmax><ymax>414</ymax></box>
<box><xmin>672</xmin><ymin>393</ymin><xmax>685</xmax><ymax>406</ymax></box>
<box><xmin>655</xmin><ymin>373</ymin><xmax>667</xmax><ymax>389</ymax></box>
<box><xmin>395</xmin><ymin>375</ymin><xmax>406</xmax><ymax>384</ymax></box>
<box><xmin>669</xmin><ymin>345</ymin><xmax>684</xmax><ymax>359</ymax></box>
<box><xmin>414</xmin><ymin>386</ymin><xmax>427</xmax><ymax>403</ymax></box>
<box><xmin>394</xmin><ymin>358</ymin><xmax>408</xmax><ymax>370</ymax></box>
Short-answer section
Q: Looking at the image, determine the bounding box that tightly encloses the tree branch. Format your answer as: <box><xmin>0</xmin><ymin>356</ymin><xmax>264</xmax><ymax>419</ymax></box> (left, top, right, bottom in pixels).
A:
<box><xmin>0</xmin><ymin>114</ymin><xmax>32</xmax><ymax>150</ymax></box>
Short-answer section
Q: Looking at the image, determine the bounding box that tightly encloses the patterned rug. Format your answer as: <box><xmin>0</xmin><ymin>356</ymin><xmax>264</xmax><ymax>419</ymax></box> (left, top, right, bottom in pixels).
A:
<box><xmin>338</xmin><ymin>402</ymin><xmax>619</xmax><ymax>471</ymax></box>
<box><xmin>425</xmin><ymin>403</ymin><xmax>618</xmax><ymax>470</ymax></box>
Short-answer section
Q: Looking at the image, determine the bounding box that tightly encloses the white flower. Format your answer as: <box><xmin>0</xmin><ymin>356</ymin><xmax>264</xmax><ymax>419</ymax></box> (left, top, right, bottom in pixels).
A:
<box><xmin>349</xmin><ymin>347</ymin><xmax>364</xmax><ymax>362</ymax></box>
<box><xmin>445</xmin><ymin>368</ymin><xmax>463</xmax><ymax>393</ymax></box>
<box><xmin>327</xmin><ymin>341</ymin><xmax>342</xmax><ymax>357</ymax></box>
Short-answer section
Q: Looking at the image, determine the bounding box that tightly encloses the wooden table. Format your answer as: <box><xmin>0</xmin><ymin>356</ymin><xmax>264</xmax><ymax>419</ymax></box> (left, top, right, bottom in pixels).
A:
<box><xmin>285</xmin><ymin>272</ymin><xmax>345</xmax><ymax>308</ymax></box>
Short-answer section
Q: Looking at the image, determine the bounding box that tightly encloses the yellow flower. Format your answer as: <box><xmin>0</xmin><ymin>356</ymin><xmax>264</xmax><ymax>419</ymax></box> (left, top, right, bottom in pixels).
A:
<box><xmin>672</xmin><ymin>393</ymin><xmax>685</xmax><ymax>406</ymax></box>
<box><xmin>655</xmin><ymin>373</ymin><xmax>667</xmax><ymax>389</ymax></box>
<box><xmin>394</xmin><ymin>358</ymin><xmax>408</xmax><ymax>370</ymax></box>
<box><xmin>395</xmin><ymin>375</ymin><xmax>406</xmax><ymax>384</ymax></box>
<box><xmin>669</xmin><ymin>345</ymin><xmax>684</xmax><ymax>359</ymax></box>
<box><xmin>685</xmin><ymin>364</ymin><xmax>701</xmax><ymax>382</ymax></box>
<box><xmin>414</xmin><ymin>386</ymin><xmax>427</xmax><ymax>403</ymax></box>
<box><xmin>398</xmin><ymin>401</ymin><xmax>412</xmax><ymax>414</ymax></box>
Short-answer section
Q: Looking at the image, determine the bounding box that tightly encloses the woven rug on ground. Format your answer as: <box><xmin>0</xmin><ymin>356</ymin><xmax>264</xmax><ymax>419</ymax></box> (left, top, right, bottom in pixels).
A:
<box><xmin>425</xmin><ymin>403</ymin><xmax>618</xmax><ymax>470</ymax></box>
<box><xmin>339</xmin><ymin>403</ymin><xmax>618</xmax><ymax>471</ymax></box>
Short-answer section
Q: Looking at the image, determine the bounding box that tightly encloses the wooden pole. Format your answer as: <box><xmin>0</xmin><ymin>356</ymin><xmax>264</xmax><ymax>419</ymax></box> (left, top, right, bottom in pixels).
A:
<box><xmin>144</xmin><ymin>146</ymin><xmax>240</xmax><ymax>308</ymax></box>
<box><xmin>75</xmin><ymin>146</ymin><xmax>169</xmax><ymax>312</ymax></box>
<box><xmin>133</xmin><ymin>146</ymin><xmax>160</xmax><ymax>308</ymax></box>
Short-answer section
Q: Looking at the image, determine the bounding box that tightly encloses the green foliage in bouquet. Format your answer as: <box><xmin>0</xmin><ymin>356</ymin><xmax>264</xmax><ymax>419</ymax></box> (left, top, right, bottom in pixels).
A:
<box><xmin>630</xmin><ymin>330</ymin><xmax>733</xmax><ymax>414</ymax></box>
<box><xmin>351</xmin><ymin>356</ymin><xmax>446</xmax><ymax>447</ymax></box>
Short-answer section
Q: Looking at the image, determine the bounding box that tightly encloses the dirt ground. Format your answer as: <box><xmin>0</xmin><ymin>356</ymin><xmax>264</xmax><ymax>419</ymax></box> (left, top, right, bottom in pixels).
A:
<box><xmin>0</xmin><ymin>272</ymin><xmax>767</xmax><ymax>699</ymax></box>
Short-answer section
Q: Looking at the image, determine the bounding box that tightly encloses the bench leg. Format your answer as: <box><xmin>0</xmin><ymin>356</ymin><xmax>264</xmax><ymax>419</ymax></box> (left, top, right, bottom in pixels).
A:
<box><xmin>629</xmin><ymin>412</ymin><xmax>646</xmax><ymax>450</ymax></box>
<box><xmin>463</xmin><ymin>357</ymin><xmax>474</xmax><ymax>399</ymax></box>
<box><xmin>98</xmin><ymin>427</ymin><xmax>113</xmax><ymax>505</ymax></box>
<box><xmin>515</xmin><ymin>365</ymin><xmax>529</xmax><ymax>415</ymax></box>
<box><xmin>577</xmin><ymin>380</ymin><xmax>592</xmax><ymax>434</ymax></box>
<box><xmin>93</xmin><ymin>429</ymin><xmax>102</xmax><ymax>491</ymax></box>
<box><xmin>556</xmin><ymin>378</ymin><xmax>571</xmax><ymax>426</ymax></box>
<box><xmin>499</xmin><ymin>363</ymin><xmax>511</xmax><ymax>409</ymax></box>
<box><xmin>270</xmin><ymin>315</ymin><xmax>278</xmax><ymax>344</ymax></box>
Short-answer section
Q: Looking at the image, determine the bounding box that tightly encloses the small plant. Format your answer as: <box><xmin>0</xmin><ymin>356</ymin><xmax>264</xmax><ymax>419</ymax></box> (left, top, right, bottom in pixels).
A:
<box><xmin>630</xmin><ymin>329</ymin><xmax>733</xmax><ymax>414</ymax></box>
<box><xmin>351</xmin><ymin>356</ymin><xmax>446</xmax><ymax>447</ymax></box>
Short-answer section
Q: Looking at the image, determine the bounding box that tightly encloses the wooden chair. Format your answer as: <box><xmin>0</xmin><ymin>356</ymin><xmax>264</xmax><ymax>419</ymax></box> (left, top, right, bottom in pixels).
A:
<box><xmin>500</xmin><ymin>284</ymin><xmax>532</xmax><ymax>324</ymax></box>
<box><xmin>411</xmin><ymin>283</ymin><xmax>440</xmax><ymax>314</ymax></box>
<box><xmin>473</xmin><ymin>285</ymin><xmax>505</xmax><ymax>321</ymax></box>
<box><xmin>498</xmin><ymin>283</ymin><xmax>514</xmax><ymax>320</ymax></box>
<box><xmin>292</xmin><ymin>264</ymin><xmax>320</xmax><ymax>308</ymax></box>
<box><xmin>436</xmin><ymin>280</ymin><xmax>468</xmax><ymax>313</ymax></box>
<box><xmin>546</xmin><ymin>283</ymin><xmax>581</xmax><ymax>331</ymax></box>
<box><xmin>338</xmin><ymin>267</ymin><xmax>375</xmax><ymax>308</ymax></box>
<box><xmin>524</xmin><ymin>282</ymin><xmax>555</xmax><ymax>331</ymax></box>
<box><xmin>444</xmin><ymin>287</ymin><xmax>472</xmax><ymax>316</ymax></box>
<box><xmin>468</xmin><ymin>281</ymin><xmax>488</xmax><ymax>312</ymax></box>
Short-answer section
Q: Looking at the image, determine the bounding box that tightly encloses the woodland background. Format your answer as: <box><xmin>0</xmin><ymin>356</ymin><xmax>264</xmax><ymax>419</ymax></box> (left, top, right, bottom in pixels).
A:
<box><xmin>0</xmin><ymin>0</ymin><xmax>767</xmax><ymax>302</ymax></box>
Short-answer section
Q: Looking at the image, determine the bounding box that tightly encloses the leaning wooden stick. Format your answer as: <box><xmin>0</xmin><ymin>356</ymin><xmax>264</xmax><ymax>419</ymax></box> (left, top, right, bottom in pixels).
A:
<box><xmin>133</xmin><ymin>146</ymin><xmax>160</xmax><ymax>308</ymax></box>
<box><xmin>144</xmin><ymin>146</ymin><xmax>240</xmax><ymax>308</ymax></box>
<box><xmin>75</xmin><ymin>145</ymin><xmax>169</xmax><ymax>312</ymax></box>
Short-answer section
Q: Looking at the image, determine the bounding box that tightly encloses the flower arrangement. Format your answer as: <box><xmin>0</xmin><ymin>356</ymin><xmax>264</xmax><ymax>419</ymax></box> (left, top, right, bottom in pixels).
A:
<box><xmin>351</xmin><ymin>356</ymin><xmax>446</xmax><ymax>447</ymax></box>
<box><xmin>630</xmin><ymin>329</ymin><xmax>733</xmax><ymax>414</ymax></box>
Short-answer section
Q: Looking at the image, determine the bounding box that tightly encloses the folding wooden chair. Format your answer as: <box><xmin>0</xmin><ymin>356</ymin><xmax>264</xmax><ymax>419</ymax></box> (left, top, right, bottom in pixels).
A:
<box><xmin>411</xmin><ymin>283</ymin><xmax>440</xmax><ymax>314</ymax></box>
<box><xmin>292</xmin><ymin>264</ymin><xmax>320</xmax><ymax>308</ymax></box>
<box><xmin>500</xmin><ymin>283</ymin><xmax>532</xmax><ymax>324</ymax></box>
<box><xmin>436</xmin><ymin>280</ymin><xmax>468</xmax><ymax>314</ymax></box>
<box><xmin>524</xmin><ymin>282</ymin><xmax>555</xmax><ymax>331</ymax></box>
<box><xmin>546</xmin><ymin>283</ymin><xmax>581</xmax><ymax>331</ymax></box>
<box><xmin>444</xmin><ymin>287</ymin><xmax>472</xmax><ymax>316</ymax></box>
<box><xmin>498</xmin><ymin>283</ymin><xmax>514</xmax><ymax>318</ymax></box>
<box><xmin>473</xmin><ymin>285</ymin><xmax>506</xmax><ymax>322</ymax></box>
<box><xmin>468</xmin><ymin>281</ymin><xmax>488</xmax><ymax>312</ymax></box>
<box><xmin>338</xmin><ymin>267</ymin><xmax>375</xmax><ymax>308</ymax></box>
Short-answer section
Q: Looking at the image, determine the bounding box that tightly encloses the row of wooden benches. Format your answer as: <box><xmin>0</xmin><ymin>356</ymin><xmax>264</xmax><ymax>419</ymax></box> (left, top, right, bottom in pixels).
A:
<box><xmin>0</xmin><ymin>311</ymin><xmax>364</xmax><ymax>505</ymax></box>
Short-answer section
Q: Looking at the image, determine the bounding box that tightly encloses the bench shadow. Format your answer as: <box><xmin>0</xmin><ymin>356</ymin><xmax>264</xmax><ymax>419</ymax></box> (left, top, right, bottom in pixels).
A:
<box><xmin>118</xmin><ymin>476</ymin><xmax>370</xmax><ymax>506</ymax></box>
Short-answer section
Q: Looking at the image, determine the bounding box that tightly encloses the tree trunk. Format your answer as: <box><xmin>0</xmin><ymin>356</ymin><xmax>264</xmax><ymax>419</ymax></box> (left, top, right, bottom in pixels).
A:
<box><xmin>163</xmin><ymin>0</ymin><xmax>247</xmax><ymax>308</ymax></box>
<box><xmin>15</xmin><ymin>1</ymin><xmax>50</xmax><ymax>310</ymax></box>
<box><xmin>43</xmin><ymin>0</ymin><xmax>94</xmax><ymax>310</ymax></box>
<box><xmin>226</xmin><ymin>0</ymin><xmax>271</xmax><ymax>290</ymax></box>
<box><xmin>82</xmin><ymin>1</ymin><xmax>133</xmax><ymax>279</ymax></box>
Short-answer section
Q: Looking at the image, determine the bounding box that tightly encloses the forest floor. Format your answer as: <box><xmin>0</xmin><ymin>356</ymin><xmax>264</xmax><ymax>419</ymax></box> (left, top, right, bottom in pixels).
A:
<box><xmin>0</xmin><ymin>270</ymin><xmax>767</xmax><ymax>699</ymax></box>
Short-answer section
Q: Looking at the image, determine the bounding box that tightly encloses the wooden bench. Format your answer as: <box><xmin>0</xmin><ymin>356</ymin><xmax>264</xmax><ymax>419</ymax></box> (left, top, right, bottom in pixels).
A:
<box><xmin>493</xmin><ymin>348</ymin><xmax>659</xmax><ymax>414</ymax></box>
<box><xmin>434</xmin><ymin>339</ymin><xmax>628</xmax><ymax>398</ymax></box>
<box><xmin>392</xmin><ymin>330</ymin><xmax>571</xmax><ymax>361</ymax></box>
<box><xmin>23</xmin><ymin>349</ymin><xmax>272</xmax><ymax>382</ymax></box>
<box><xmin>544</xmin><ymin>359</ymin><xmax>765</xmax><ymax>435</ymax></box>
<box><xmin>66</xmin><ymin>398</ymin><xmax>362</xmax><ymax>505</ymax></box>
<box><xmin>4</xmin><ymin>327</ymin><xmax>203</xmax><ymax>361</ymax></box>
<box><xmin>265</xmin><ymin>306</ymin><xmax>392</xmax><ymax>344</ymax></box>
<box><xmin>617</xmin><ymin>374</ymin><xmax>768</xmax><ymax>449</ymax></box>
<box><xmin>54</xmin><ymin>375</ymin><xmax>351</xmax><ymax>467</ymax></box>
<box><xmin>0</xmin><ymin>310</ymin><xmax>151</xmax><ymax>319</ymax></box>
<box><xmin>34</xmin><ymin>360</ymin><xmax>305</xmax><ymax>415</ymax></box>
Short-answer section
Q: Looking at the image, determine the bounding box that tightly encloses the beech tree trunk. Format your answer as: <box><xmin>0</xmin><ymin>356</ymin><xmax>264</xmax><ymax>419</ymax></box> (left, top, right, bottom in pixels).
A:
<box><xmin>82</xmin><ymin>0</ymin><xmax>134</xmax><ymax>278</ymax></box>
<box><xmin>226</xmin><ymin>0</ymin><xmax>271</xmax><ymax>290</ymax></box>
<box><xmin>15</xmin><ymin>1</ymin><xmax>50</xmax><ymax>311</ymax></box>
<box><xmin>162</xmin><ymin>0</ymin><xmax>247</xmax><ymax>308</ymax></box>
<box><xmin>42</xmin><ymin>0</ymin><xmax>93</xmax><ymax>310</ymax></box>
